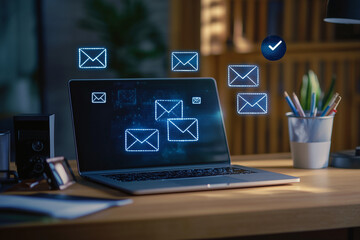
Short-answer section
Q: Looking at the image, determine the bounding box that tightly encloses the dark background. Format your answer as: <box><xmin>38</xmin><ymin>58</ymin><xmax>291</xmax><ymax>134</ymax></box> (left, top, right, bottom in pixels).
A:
<box><xmin>0</xmin><ymin>0</ymin><xmax>169</xmax><ymax>159</ymax></box>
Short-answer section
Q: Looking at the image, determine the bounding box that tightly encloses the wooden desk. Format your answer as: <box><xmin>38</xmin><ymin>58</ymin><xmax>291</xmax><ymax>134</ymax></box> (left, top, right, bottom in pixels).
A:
<box><xmin>1</xmin><ymin>153</ymin><xmax>360</xmax><ymax>239</ymax></box>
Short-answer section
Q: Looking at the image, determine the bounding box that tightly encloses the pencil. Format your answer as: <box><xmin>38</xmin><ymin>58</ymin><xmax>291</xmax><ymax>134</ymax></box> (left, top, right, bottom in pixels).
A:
<box><xmin>292</xmin><ymin>93</ymin><xmax>306</xmax><ymax>117</ymax></box>
<box><xmin>310</xmin><ymin>92</ymin><xmax>316</xmax><ymax>117</ymax></box>
<box><xmin>321</xmin><ymin>93</ymin><xmax>339</xmax><ymax>116</ymax></box>
<box><xmin>284</xmin><ymin>91</ymin><xmax>299</xmax><ymax>116</ymax></box>
<box><xmin>327</xmin><ymin>96</ymin><xmax>342</xmax><ymax>116</ymax></box>
<box><xmin>313</xmin><ymin>107</ymin><xmax>318</xmax><ymax>117</ymax></box>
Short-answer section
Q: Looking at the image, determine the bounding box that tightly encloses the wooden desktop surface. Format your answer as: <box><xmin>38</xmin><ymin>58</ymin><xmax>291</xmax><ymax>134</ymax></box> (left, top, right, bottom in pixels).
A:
<box><xmin>1</xmin><ymin>153</ymin><xmax>360</xmax><ymax>239</ymax></box>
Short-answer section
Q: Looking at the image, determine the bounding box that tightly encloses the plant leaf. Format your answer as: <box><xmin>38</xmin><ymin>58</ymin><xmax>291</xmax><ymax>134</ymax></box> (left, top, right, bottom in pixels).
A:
<box><xmin>300</xmin><ymin>74</ymin><xmax>309</xmax><ymax>109</ymax></box>
<box><xmin>322</xmin><ymin>74</ymin><xmax>336</xmax><ymax>110</ymax></box>
<box><xmin>308</xmin><ymin>70</ymin><xmax>322</xmax><ymax>109</ymax></box>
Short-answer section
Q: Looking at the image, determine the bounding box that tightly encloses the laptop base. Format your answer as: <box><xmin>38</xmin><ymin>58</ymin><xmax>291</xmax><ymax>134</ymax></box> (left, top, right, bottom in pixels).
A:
<box><xmin>83</xmin><ymin>164</ymin><xmax>299</xmax><ymax>195</ymax></box>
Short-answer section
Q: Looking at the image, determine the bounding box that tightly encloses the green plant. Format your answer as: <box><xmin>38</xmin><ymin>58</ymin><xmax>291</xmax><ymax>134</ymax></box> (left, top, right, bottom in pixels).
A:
<box><xmin>299</xmin><ymin>70</ymin><xmax>336</xmax><ymax>111</ymax></box>
<box><xmin>79</xmin><ymin>0</ymin><xmax>166</xmax><ymax>77</ymax></box>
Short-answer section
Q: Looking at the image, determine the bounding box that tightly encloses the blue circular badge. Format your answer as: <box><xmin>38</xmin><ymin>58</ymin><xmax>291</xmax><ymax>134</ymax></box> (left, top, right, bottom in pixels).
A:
<box><xmin>261</xmin><ymin>35</ymin><xmax>286</xmax><ymax>61</ymax></box>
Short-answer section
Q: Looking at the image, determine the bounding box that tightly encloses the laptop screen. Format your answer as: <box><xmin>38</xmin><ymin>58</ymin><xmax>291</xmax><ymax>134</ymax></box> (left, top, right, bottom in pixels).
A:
<box><xmin>69</xmin><ymin>78</ymin><xmax>230</xmax><ymax>172</ymax></box>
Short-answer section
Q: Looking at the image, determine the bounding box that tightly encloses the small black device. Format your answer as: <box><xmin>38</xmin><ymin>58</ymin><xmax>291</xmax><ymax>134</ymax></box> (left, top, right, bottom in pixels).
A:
<box><xmin>44</xmin><ymin>157</ymin><xmax>76</xmax><ymax>190</ymax></box>
<box><xmin>331</xmin><ymin>146</ymin><xmax>360</xmax><ymax>169</ymax></box>
<box><xmin>14</xmin><ymin>114</ymin><xmax>55</xmax><ymax>179</ymax></box>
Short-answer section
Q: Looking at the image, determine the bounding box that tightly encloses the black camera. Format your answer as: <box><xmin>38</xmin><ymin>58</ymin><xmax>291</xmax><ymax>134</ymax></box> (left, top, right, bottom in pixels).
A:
<box><xmin>14</xmin><ymin>114</ymin><xmax>55</xmax><ymax>179</ymax></box>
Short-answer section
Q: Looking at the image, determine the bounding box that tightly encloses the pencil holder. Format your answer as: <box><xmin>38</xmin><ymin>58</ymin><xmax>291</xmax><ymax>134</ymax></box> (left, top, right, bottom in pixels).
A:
<box><xmin>286</xmin><ymin>112</ymin><xmax>334</xmax><ymax>169</ymax></box>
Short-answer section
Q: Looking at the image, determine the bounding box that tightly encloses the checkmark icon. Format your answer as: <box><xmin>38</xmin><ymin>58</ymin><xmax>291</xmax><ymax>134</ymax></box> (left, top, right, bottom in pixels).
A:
<box><xmin>261</xmin><ymin>35</ymin><xmax>286</xmax><ymax>61</ymax></box>
<box><xmin>268</xmin><ymin>40</ymin><xmax>282</xmax><ymax>51</ymax></box>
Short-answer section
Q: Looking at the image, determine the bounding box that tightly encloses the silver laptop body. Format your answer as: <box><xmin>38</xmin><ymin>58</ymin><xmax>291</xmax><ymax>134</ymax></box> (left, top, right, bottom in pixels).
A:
<box><xmin>69</xmin><ymin>78</ymin><xmax>299</xmax><ymax>195</ymax></box>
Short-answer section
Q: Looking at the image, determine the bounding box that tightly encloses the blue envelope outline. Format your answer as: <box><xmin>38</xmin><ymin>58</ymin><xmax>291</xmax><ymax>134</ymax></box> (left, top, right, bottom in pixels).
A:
<box><xmin>78</xmin><ymin>47</ymin><xmax>107</xmax><ymax>69</ymax></box>
<box><xmin>237</xmin><ymin>93</ymin><xmax>268</xmax><ymax>115</ymax></box>
<box><xmin>228</xmin><ymin>65</ymin><xmax>259</xmax><ymax>87</ymax></box>
<box><xmin>91</xmin><ymin>92</ymin><xmax>106</xmax><ymax>103</ymax></box>
<box><xmin>155</xmin><ymin>100</ymin><xmax>183</xmax><ymax>121</ymax></box>
<box><xmin>171</xmin><ymin>52</ymin><xmax>199</xmax><ymax>72</ymax></box>
<box><xmin>167</xmin><ymin>118</ymin><xmax>199</xmax><ymax>142</ymax></box>
<box><xmin>125</xmin><ymin>129</ymin><xmax>159</xmax><ymax>152</ymax></box>
<box><xmin>192</xmin><ymin>97</ymin><xmax>201</xmax><ymax>104</ymax></box>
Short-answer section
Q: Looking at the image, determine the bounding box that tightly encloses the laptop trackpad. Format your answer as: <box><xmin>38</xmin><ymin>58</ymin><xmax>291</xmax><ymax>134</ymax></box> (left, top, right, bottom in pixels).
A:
<box><xmin>170</xmin><ymin>176</ymin><xmax>246</xmax><ymax>186</ymax></box>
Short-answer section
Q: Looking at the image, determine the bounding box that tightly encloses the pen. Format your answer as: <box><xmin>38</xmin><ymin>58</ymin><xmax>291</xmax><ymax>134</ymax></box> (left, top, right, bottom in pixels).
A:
<box><xmin>323</xmin><ymin>95</ymin><xmax>339</xmax><ymax>116</ymax></box>
<box><xmin>313</xmin><ymin>107</ymin><xmax>318</xmax><ymax>117</ymax></box>
<box><xmin>321</xmin><ymin>92</ymin><xmax>339</xmax><ymax>116</ymax></box>
<box><xmin>284</xmin><ymin>91</ymin><xmax>299</xmax><ymax>116</ymax></box>
<box><xmin>310</xmin><ymin>92</ymin><xmax>316</xmax><ymax>117</ymax></box>
<box><xmin>327</xmin><ymin>96</ymin><xmax>342</xmax><ymax>116</ymax></box>
<box><xmin>292</xmin><ymin>93</ymin><xmax>306</xmax><ymax>117</ymax></box>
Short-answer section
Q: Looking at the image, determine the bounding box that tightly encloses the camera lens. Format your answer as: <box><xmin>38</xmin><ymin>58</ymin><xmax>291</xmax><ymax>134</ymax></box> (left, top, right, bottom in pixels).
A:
<box><xmin>32</xmin><ymin>140</ymin><xmax>44</xmax><ymax>152</ymax></box>
<box><xmin>33</xmin><ymin>162</ymin><xmax>44</xmax><ymax>173</ymax></box>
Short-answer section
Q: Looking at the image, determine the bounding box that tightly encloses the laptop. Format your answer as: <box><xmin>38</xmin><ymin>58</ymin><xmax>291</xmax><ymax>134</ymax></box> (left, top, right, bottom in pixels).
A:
<box><xmin>69</xmin><ymin>78</ymin><xmax>299</xmax><ymax>195</ymax></box>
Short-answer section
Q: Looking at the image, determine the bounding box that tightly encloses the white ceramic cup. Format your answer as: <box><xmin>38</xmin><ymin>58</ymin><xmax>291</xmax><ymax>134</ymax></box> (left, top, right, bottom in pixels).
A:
<box><xmin>286</xmin><ymin>113</ymin><xmax>334</xmax><ymax>169</ymax></box>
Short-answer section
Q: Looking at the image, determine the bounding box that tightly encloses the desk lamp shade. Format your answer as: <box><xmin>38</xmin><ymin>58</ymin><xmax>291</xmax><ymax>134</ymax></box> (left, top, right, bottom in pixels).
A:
<box><xmin>324</xmin><ymin>0</ymin><xmax>360</xmax><ymax>24</ymax></box>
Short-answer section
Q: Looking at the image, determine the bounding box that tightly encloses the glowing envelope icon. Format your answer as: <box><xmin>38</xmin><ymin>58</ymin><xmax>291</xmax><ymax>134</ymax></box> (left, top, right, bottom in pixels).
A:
<box><xmin>125</xmin><ymin>129</ymin><xmax>159</xmax><ymax>152</ymax></box>
<box><xmin>228</xmin><ymin>65</ymin><xmax>259</xmax><ymax>87</ymax></box>
<box><xmin>167</xmin><ymin>118</ymin><xmax>199</xmax><ymax>142</ymax></box>
<box><xmin>237</xmin><ymin>93</ymin><xmax>268</xmax><ymax>115</ymax></box>
<box><xmin>171</xmin><ymin>52</ymin><xmax>198</xmax><ymax>72</ymax></box>
<box><xmin>78</xmin><ymin>47</ymin><xmax>107</xmax><ymax>69</ymax></box>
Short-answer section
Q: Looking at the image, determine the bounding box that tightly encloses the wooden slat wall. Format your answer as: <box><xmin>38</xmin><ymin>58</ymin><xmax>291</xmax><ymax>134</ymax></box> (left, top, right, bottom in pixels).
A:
<box><xmin>350</xmin><ymin>61</ymin><xmax>359</xmax><ymax>147</ymax></box>
<box><xmin>172</xmin><ymin>0</ymin><xmax>360</xmax><ymax>154</ymax></box>
<box><xmin>269</xmin><ymin>62</ymin><xmax>280</xmax><ymax>153</ymax></box>
<box><xmin>201</xmin><ymin>0</ymin><xmax>360</xmax><ymax>154</ymax></box>
<box><xmin>284</xmin><ymin>0</ymin><xmax>294</xmax><ymax>42</ymax></box>
<box><xmin>258</xmin><ymin>0</ymin><xmax>268</xmax><ymax>41</ymax></box>
<box><xmin>282</xmin><ymin>61</ymin><xmax>294</xmax><ymax>151</ymax></box>
<box><xmin>233</xmin><ymin>0</ymin><xmax>243</xmax><ymax>46</ymax></box>
<box><xmin>311</xmin><ymin>0</ymin><xmax>322</xmax><ymax>42</ymax></box>
<box><xmin>257</xmin><ymin>62</ymin><xmax>268</xmax><ymax>153</ymax></box>
<box><xmin>297</xmin><ymin>0</ymin><xmax>308</xmax><ymax>41</ymax></box>
<box><xmin>245</xmin><ymin>1</ymin><xmax>255</xmax><ymax>42</ymax></box>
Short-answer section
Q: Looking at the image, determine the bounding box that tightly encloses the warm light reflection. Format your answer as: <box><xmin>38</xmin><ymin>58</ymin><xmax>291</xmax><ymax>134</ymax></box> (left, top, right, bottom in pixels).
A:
<box><xmin>232</xmin><ymin>4</ymin><xmax>252</xmax><ymax>53</ymax></box>
<box><xmin>210</xmin><ymin>23</ymin><xmax>226</xmax><ymax>35</ymax></box>
<box><xmin>201</xmin><ymin>0</ymin><xmax>227</xmax><ymax>56</ymax></box>
<box><xmin>194</xmin><ymin>184</ymin><xmax>333</xmax><ymax>199</ymax></box>
<box><xmin>201</xmin><ymin>0</ymin><xmax>255</xmax><ymax>55</ymax></box>
<box><xmin>234</xmin><ymin>37</ymin><xmax>253</xmax><ymax>53</ymax></box>
<box><xmin>210</xmin><ymin>6</ymin><xmax>225</xmax><ymax>18</ymax></box>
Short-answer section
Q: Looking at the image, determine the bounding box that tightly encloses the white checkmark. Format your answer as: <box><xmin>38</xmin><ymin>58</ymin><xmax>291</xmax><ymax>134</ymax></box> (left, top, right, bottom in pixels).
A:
<box><xmin>268</xmin><ymin>40</ymin><xmax>282</xmax><ymax>51</ymax></box>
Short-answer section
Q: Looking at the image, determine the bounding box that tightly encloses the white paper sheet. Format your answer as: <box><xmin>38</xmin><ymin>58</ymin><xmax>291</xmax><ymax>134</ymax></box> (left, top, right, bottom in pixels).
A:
<box><xmin>0</xmin><ymin>194</ymin><xmax>132</xmax><ymax>219</ymax></box>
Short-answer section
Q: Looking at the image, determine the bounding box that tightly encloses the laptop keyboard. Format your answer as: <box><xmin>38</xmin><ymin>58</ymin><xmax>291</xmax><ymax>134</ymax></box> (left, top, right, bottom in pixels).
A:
<box><xmin>103</xmin><ymin>167</ymin><xmax>256</xmax><ymax>182</ymax></box>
